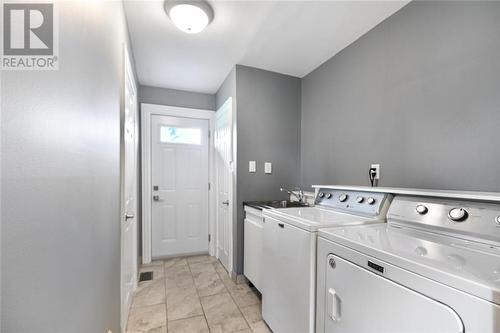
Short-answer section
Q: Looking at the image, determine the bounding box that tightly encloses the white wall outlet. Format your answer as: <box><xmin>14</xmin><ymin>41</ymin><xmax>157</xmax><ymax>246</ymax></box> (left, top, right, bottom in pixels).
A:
<box><xmin>249</xmin><ymin>161</ymin><xmax>256</xmax><ymax>173</ymax></box>
<box><xmin>264</xmin><ymin>162</ymin><xmax>272</xmax><ymax>174</ymax></box>
<box><xmin>371</xmin><ymin>164</ymin><xmax>380</xmax><ymax>180</ymax></box>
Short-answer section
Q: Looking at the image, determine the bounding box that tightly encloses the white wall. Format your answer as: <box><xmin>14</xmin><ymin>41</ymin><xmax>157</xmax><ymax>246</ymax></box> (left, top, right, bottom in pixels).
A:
<box><xmin>1</xmin><ymin>1</ymin><xmax>134</xmax><ymax>331</ymax></box>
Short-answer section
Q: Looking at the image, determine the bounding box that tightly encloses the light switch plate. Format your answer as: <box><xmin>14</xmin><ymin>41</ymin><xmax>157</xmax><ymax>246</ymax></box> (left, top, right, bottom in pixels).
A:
<box><xmin>249</xmin><ymin>161</ymin><xmax>256</xmax><ymax>173</ymax></box>
<box><xmin>264</xmin><ymin>162</ymin><xmax>272</xmax><ymax>174</ymax></box>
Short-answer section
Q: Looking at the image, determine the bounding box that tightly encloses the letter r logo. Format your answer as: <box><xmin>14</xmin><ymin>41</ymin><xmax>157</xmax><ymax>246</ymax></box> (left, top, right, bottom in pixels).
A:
<box><xmin>3</xmin><ymin>3</ymin><xmax>53</xmax><ymax>56</ymax></box>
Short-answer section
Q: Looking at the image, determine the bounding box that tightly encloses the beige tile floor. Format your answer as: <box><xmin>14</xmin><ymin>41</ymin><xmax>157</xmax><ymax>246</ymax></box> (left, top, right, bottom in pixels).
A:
<box><xmin>126</xmin><ymin>255</ymin><xmax>272</xmax><ymax>333</ymax></box>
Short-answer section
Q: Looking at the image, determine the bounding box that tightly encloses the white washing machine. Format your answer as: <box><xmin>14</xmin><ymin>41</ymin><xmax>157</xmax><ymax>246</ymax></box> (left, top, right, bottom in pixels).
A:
<box><xmin>261</xmin><ymin>188</ymin><xmax>392</xmax><ymax>333</ymax></box>
<box><xmin>316</xmin><ymin>195</ymin><xmax>500</xmax><ymax>333</ymax></box>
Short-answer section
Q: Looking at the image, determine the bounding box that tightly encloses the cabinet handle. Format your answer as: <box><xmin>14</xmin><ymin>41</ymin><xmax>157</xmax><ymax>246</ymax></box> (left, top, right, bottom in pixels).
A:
<box><xmin>278</xmin><ymin>223</ymin><xmax>284</xmax><ymax>228</ymax></box>
<box><xmin>328</xmin><ymin>288</ymin><xmax>341</xmax><ymax>322</ymax></box>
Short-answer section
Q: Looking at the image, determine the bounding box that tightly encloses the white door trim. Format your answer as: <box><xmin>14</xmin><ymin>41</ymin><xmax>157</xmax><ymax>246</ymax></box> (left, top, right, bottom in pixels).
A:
<box><xmin>120</xmin><ymin>44</ymin><xmax>138</xmax><ymax>332</ymax></box>
<box><xmin>141</xmin><ymin>103</ymin><xmax>215</xmax><ymax>264</ymax></box>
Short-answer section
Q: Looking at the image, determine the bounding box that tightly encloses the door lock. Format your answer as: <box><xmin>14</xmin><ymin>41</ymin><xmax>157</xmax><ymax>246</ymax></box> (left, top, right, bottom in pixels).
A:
<box><xmin>153</xmin><ymin>195</ymin><xmax>160</xmax><ymax>201</ymax></box>
<box><xmin>153</xmin><ymin>185</ymin><xmax>159</xmax><ymax>191</ymax></box>
<box><xmin>222</xmin><ymin>200</ymin><xmax>229</xmax><ymax>206</ymax></box>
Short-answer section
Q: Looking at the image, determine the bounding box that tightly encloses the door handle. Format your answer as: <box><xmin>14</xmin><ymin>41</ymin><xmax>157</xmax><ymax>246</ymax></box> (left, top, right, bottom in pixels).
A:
<box><xmin>153</xmin><ymin>195</ymin><xmax>160</xmax><ymax>201</ymax></box>
<box><xmin>222</xmin><ymin>200</ymin><xmax>229</xmax><ymax>206</ymax></box>
<box><xmin>278</xmin><ymin>223</ymin><xmax>284</xmax><ymax>228</ymax></box>
<box><xmin>328</xmin><ymin>288</ymin><xmax>341</xmax><ymax>322</ymax></box>
<box><xmin>125</xmin><ymin>214</ymin><xmax>135</xmax><ymax>221</ymax></box>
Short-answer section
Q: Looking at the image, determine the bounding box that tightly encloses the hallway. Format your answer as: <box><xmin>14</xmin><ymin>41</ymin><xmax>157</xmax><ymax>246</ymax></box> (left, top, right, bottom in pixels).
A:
<box><xmin>126</xmin><ymin>255</ymin><xmax>271</xmax><ymax>333</ymax></box>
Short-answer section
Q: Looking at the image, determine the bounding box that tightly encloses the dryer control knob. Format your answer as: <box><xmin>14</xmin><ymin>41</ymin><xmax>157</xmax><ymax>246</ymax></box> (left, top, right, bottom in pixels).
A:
<box><xmin>326</xmin><ymin>193</ymin><xmax>333</xmax><ymax>199</ymax></box>
<box><xmin>495</xmin><ymin>216</ymin><xmax>500</xmax><ymax>225</ymax></box>
<box><xmin>329</xmin><ymin>258</ymin><xmax>336</xmax><ymax>269</ymax></box>
<box><xmin>448</xmin><ymin>208</ymin><xmax>468</xmax><ymax>222</ymax></box>
<box><xmin>356</xmin><ymin>196</ymin><xmax>364</xmax><ymax>203</ymax></box>
<box><xmin>318</xmin><ymin>192</ymin><xmax>325</xmax><ymax>198</ymax></box>
<box><xmin>367</xmin><ymin>197</ymin><xmax>376</xmax><ymax>205</ymax></box>
<box><xmin>339</xmin><ymin>194</ymin><xmax>348</xmax><ymax>202</ymax></box>
<box><xmin>416</xmin><ymin>204</ymin><xmax>428</xmax><ymax>215</ymax></box>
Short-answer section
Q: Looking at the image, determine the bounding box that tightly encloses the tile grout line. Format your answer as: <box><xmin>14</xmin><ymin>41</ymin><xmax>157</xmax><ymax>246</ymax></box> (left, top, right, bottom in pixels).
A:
<box><xmin>225</xmin><ymin>278</ymin><xmax>254</xmax><ymax>332</ymax></box>
<box><xmin>186</xmin><ymin>259</ymin><xmax>214</xmax><ymax>333</ymax></box>
<box><xmin>215</xmin><ymin>262</ymin><xmax>258</xmax><ymax>332</ymax></box>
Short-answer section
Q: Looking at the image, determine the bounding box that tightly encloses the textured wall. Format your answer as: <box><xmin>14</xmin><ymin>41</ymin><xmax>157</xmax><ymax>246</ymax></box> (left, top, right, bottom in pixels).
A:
<box><xmin>301</xmin><ymin>1</ymin><xmax>500</xmax><ymax>191</ymax></box>
<box><xmin>1</xmin><ymin>1</ymin><xmax>133</xmax><ymax>331</ymax></box>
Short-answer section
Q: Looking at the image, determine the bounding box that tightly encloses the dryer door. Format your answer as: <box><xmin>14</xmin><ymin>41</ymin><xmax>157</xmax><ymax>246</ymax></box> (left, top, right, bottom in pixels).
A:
<box><xmin>323</xmin><ymin>254</ymin><xmax>464</xmax><ymax>333</ymax></box>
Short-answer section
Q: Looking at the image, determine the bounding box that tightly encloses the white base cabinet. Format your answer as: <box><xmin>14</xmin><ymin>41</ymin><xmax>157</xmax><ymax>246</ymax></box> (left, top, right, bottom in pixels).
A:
<box><xmin>243</xmin><ymin>206</ymin><xmax>264</xmax><ymax>292</ymax></box>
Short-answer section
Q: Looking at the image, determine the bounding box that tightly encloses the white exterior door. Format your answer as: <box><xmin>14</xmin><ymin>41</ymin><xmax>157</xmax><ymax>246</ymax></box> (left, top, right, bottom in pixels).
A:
<box><xmin>151</xmin><ymin>115</ymin><xmax>209</xmax><ymax>258</ymax></box>
<box><xmin>121</xmin><ymin>47</ymin><xmax>138</xmax><ymax>331</ymax></box>
<box><xmin>214</xmin><ymin>99</ymin><xmax>233</xmax><ymax>272</ymax></box>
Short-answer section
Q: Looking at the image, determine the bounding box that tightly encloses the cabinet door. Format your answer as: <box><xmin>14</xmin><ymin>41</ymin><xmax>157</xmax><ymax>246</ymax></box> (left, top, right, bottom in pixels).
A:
<box><xmin>262</xmin><ymin>216</ymin><xmax>315</xmax><ymax>333</ymax></box>
<box><xmin>244</xmin><ymin>218</ymin><xmax>263</xmax><ymax>291</ymax></box>
<box><xmin>323</xmin><ymin>254</ymin><xmax>464</xmax><ymax>333</ymax></box>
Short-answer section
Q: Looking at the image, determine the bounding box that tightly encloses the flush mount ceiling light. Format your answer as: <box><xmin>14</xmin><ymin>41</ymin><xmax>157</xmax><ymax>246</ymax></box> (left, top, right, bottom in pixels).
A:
<box><xmin>164</xmin><ymin>0</ymin><xmax>214</xmax><ymax>34</ymax></box>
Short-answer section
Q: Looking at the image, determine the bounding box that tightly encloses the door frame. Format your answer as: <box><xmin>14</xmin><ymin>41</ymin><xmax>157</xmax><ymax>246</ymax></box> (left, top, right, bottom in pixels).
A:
<box><xmin>120</xmin><ymin>44</ymin><xmax>138</xmax><ymax>332</ymax></box>
<box><xmin>141</xmin><ymin>103</ymin><xmax>215</xmax><ymax>264</ymax></box>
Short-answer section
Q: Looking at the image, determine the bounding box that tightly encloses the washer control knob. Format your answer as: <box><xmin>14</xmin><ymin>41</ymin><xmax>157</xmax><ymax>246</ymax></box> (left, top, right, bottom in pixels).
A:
<box><xmin>356</xmin><ymin>196</ymin><xmax>364</xmax><ymax>203</ymax></box>
<box><xmin>448</xmin><ymin>208</ymin><xmax>468</xmax><ymax>222</ymax></box>
<box><xmin>326</xmin><ymin>193</ymin><xmax>333</xmax><ymax>199</ymax></box>
<box><xmin>416</xmin><ymin>204</ymin><xmax>428</xmax><ymax>215</ymax></box>
<box><xmin>318</xmin><ymin>192</ymin><xmax>325</xmax><ymax>198</ymax></box>
<box><xmin>367</xmin><ymin>197</ymin><xmax>376</xmax><ymax>205</ymax></box>
<box><xmin>339</xmin><ymin>194</ymin><xmax>348</xmax><ymax>202</ymax></box>
<box><xmin>495</xmin><ymin>216</ymin><xmax>500</xmax><ymax>226</ymax></box>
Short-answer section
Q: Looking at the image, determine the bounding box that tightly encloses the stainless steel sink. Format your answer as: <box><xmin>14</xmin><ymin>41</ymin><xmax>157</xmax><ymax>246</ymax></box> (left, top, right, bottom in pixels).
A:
<box><xmin>246</xmin><ymin>200</ymin><xmax>310</xmax><ymax>210</ymax></box>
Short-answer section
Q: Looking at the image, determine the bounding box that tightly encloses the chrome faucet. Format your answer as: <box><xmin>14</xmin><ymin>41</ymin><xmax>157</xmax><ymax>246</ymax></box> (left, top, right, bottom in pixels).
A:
<box><xmin>280</xmin><ymin>186</ymin><xmax>305</xmax><ymax>203</ymax></box>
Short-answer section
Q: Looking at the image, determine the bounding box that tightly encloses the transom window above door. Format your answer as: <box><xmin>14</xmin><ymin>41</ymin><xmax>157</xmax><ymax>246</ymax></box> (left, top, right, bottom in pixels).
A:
<box><xmin>159</xmin><ymin>126</ymin><xmax>202</xmax><ymax>145</ymax></box>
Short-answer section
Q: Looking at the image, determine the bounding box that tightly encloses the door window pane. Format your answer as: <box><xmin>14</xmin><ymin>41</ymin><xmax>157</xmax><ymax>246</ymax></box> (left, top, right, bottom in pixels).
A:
<box><xmin>160</xmin><ymin>126</ymin><xmax>201</xmax><ymax>145</ymax></box>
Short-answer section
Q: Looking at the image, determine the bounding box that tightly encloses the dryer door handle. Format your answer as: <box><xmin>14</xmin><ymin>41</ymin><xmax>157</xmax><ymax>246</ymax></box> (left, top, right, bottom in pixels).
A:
<box><xmin>328</xmin><ymin>288</ymin><xmax>341</xmax><ymax>322</ymax></box>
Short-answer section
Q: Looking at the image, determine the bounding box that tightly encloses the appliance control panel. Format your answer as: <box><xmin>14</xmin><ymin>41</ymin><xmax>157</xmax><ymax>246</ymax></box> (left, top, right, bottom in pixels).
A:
<box><xmin>315</xmin><ymin>188</ymin><xmax>391</xmax><ymax>218</ymax></box>
<box><xmin>387</xmin><ymin>196</ymin><xmax>500</xmax><ymax>244</ymax></box>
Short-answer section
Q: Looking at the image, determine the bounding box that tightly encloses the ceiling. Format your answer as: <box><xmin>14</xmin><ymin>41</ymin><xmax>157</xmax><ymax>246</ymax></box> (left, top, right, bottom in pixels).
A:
<box><xmin>124</xmin><ymin>1</ymin><xmax>409</xmax><ymax>94</ymax></box>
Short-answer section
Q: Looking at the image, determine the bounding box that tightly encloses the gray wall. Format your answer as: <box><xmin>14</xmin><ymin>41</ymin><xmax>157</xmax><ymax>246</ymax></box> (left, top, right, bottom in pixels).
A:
<box><xmin>139</xmin><ymin>85</ymin><xmax>215</xmax><ymax>110</ymax></box>
<box><xmin>235</xmin><ymin>65</ymin><xmax>301</xmax><ymax>273</ymax></box>
<box><xmin>215</xmin><ymin>68</ymin><xmax>236</xmax><ymax>110</ymax></box>
<box><xmin>301</xmin><ymin>1</ymin><xmax>500</xmax><ymax>192</ymax></box>
<box><xmin>1</xmin><ymin>1</ymin><xmax>133</xmax><ymax>332</ymax></box>
<box><xmin>215</xmin><ymin>66</ymin><xmax>301</xmax><ymax>274</ymax></box>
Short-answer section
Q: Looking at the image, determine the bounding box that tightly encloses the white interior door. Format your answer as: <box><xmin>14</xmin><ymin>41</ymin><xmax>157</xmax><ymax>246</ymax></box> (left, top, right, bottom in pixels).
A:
<box><xmin>151</xmin><ymin>115</ymin><xmax>209</xmax><ymax>258</ymax></box>
<box><xmin>214</xmin><ymin>98</ymin><xmax>233</xmax><ymax>272</ymax></box>
<box><xmin>121</xmin><ymin>47</ymin><xmax>138</xmax><ymax>331</ymax></box>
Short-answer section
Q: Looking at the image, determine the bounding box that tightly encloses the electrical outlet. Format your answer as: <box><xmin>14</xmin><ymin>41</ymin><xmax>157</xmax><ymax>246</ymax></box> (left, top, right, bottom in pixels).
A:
<box><xmin>370</xmin><ymin>164</ymin><xmax>380</xmax><ymax>180</ymax></box>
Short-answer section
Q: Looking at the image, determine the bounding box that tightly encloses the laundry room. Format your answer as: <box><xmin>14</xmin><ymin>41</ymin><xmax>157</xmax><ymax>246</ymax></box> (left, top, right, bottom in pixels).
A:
<box><xmin>1</xmin><ymin>1</ymin><xmax>499</xmax><ymax>332</ymax></box>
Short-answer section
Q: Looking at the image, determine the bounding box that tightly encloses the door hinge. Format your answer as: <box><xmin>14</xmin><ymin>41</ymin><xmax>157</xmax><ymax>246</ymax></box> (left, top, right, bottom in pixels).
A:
<box><xmin>208</xmin><ymin>234</ymin><xmax>211</xmax><ymax>242</ymax></box>
<box><xmin>208</xmin><ymin>130</ymin><xmax>211</xmax><ymax>138</ymax></box>
<box><xmin>208</xmin><ymin>182</ymin><xmax>211</xmax><ymax>190</ymax></box>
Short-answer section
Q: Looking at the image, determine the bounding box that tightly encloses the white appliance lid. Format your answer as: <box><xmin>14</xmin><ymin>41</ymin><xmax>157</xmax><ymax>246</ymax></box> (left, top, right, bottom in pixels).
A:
<box><xmin>319</xmin><ymin>224</ymin><xmax>500</xmax><ymax>303</ymax></box>
<box><xmin>263</xmin><ymin>207</ymin><xmax>381</xmax><ymax>232</ymax></box>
